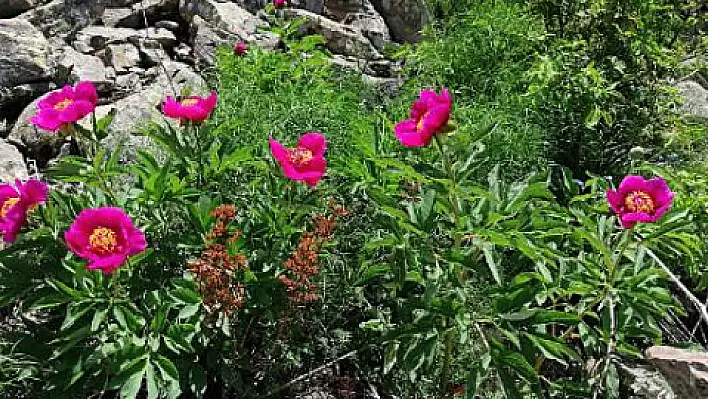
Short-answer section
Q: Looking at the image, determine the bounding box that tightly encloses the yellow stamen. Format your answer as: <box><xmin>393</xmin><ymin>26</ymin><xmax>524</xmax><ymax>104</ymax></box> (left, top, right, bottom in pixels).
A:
<box><xmin>625</xmin><ymin>191</ymin><xmax>655</xmax><ymax>213</ymax></box>
<box><xmin>89</xmin><ymin>227</ymin><xmax>118</xmax><ymax>255</ymax></box>
<box><xmin>0</xmin><ymin>197</ymin><xmax>19</xmax><ymax>218</ymax></box>
<box><xmin>289</xmin><ymin>148</ymin><xmax>313</xmax><ymax>166</ymax></box>
<box><xmin>54</xmin><ymin>98</ymin><xmax>74</xmax><ymax>110</ymax></box>
<box><xmin>180</xmin><ymin>98</ymin><xmax>199</xmax><ymax>107</ymax></box>
<box><xmin>417</xmin><ymin>111</ymin><xmax>431</xmax><ymax>131</ymax></box>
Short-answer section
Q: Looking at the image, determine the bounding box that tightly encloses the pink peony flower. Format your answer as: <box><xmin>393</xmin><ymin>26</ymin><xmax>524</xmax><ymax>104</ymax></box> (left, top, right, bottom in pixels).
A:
<box><xmin>64</xmin><ymin>207</ymin><xmax>147</xmax><ymax>274</ymax></box>
<box><xmin>269</xmin><ymin>133</ymin><xmax>327</xmax><ymax>187</ymax></box>
<box><xmin>606</xmin><ymin>176</ymin><xmax>675</xmax><ymax>229</ymax></box>
<box><xmin>394</xmin><ymin>88</ymin><xmax>453</xmax><ymax>147</ymax></box>
<box><xmin>31</xmin><ymin>81</ymin><xmax>98</xmax><ymax>132</ymax></box>
<box><xmin>0</xmin><ymin>179</ymin><xmax>49</xmax><ymax>243</ymax></box>
<box><xmin>161</xmin><ymin>92</ymin><xmax>218</xmax><ymax>124</ymax></box>
<box><xmin>234</xmin><ymin>41</ymin><xmax>248</xmax><ymax>56</ymax></box>
<box><xmin>273</xmin><ymin>0</ymin><xmax>287</xmax><ymax>8</ymax></box>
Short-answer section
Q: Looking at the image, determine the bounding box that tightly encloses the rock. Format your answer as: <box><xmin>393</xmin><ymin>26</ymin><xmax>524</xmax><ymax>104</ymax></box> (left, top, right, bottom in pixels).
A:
<box><xmin>675</xmin><ymin>80</ymin><xmax>708</xmax><ymax>120</ymax></box>
<box><xmin>329</xmin><ymin>54</ymin><xmax>398</xmax><ymax>77</ymax></box>
<box><xmin>618</xmin><ymin>361</ymin><xmax>675</xmax><ymax>399</ymax></box>
<box><xmin>21</xmin><ymin>0</ymin><xmax>107</xmax><ymax>38</ymax></box>
<box><xmin>0</xmin><ymin>140</ymin><xmax>28</xmax><ymax>183</ymax></box>
<box><xmin>106</xmin><ymin>43</ymin><xmax>142</xmax><ymax>73</ymax></box>
<box><xmin>322</xmin><ymin>0</ymin><xmax>390</xmax><ymax>51</ymax></box>
<box><xmin>0</xmin><ymin>82</ymin><xmax>56</xmax><ymax>126</ymax></box>
<box><xmin>135</xmin><ymin>39</ymin><xmax>170</xmax><ymax>67</ymax></box>
<box><xmin>139</xmin><ymin>27</ymin><xmax>177</xmax><ymax>48</ymax></box>
<box><xmin>55</xmin><ymin>46</ymin><xmax>113</xmax><ymax>91</ymax></box>
<box><xmin>155</xmin><ymin>20</ymin><xmax>180</xmax><ymax>31</ymax></box>
<box><xmin>284</xmin><ymin>9</ymin><xmax>382</xmax><ymax>59</ymax></box>
<box><xmin>370</xmin><ymin>0</ymin><xmax>429</xmax><ymax>43</ymax></box>
<box><xmin>73</xmin><ymin>26</ymin><xmax>143</xmax><ymax>52</ymax></box>
<box><xmin>0</xmin><ymin>0</ymin><xmax>40</xmax><ymax>19</ymax></box>
<box><xmin>0</xmin><ymin>19</ymin><xmax>52</xmax><ymax>88</ymax></box>
<box><xmin>180</xmin><ymin>0</ymin><xmax>264</xmax><ymax>36</ymax></box>
<box><xmin>102</xmin><ymin>7</ymin><xmax>139</xmax><ymax>28</ymax></box>
<box><xmin>646</xmin><ymin>346</ymin><xmax>708</xmax><ymax>398</ymax></box>
<box><xmin>88</xmin><ymin>61</ymin><xmax>207</xmax><ymax>160</ymax></box>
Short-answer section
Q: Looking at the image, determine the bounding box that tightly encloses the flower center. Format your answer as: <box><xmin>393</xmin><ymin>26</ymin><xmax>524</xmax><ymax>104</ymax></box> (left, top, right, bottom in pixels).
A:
<box><xmin>180</xmin><ymin>98</ymin><xmax>199</xmax><ymax>107</ymax></box>
<box><xmin>289</xmin><ymin>148</ymin><xmax>313</xmax><ymax>166</ymax></box>
<box><xmin>54</xmin><ymin>98</ymin><xmax>74</xmax><ymax>111</ymax></box>
<box><xmin>0</xmin><ymin>197</ymin><xmax>19</xmax><ymax>218</ymax></box>
<box><xmin>625</xmin><ymin>191</ymin><xmax>655</xmax><ymax>213</ymax></box>
<box><xmin>417</xmin><ymin>112</ymin><xmax>429</xmax><ymax>131</ymax></box>
<box><xmin>89</xmin><ymin>227</ymin><xmax>119</xmax><ymax>255</ymax></box>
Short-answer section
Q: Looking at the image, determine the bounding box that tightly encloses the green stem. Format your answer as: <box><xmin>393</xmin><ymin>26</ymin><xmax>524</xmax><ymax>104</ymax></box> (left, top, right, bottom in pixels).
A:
<box><xmin>438</xmin><ymin>326</ymin><xmax>456</xmax><ymax>398</ymax></box>
<box><xmin>434</xmin><ymin>135</ymin><xmax>462</xmax><ymax>247</ymax></box>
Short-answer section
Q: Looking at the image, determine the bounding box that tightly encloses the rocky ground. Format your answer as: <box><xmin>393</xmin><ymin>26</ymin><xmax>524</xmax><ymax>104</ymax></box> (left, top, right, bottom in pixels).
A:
<box><xmin>0</xmin><ymin>0</ymin><xmax>426</xmax><ymax>179</ymax></box>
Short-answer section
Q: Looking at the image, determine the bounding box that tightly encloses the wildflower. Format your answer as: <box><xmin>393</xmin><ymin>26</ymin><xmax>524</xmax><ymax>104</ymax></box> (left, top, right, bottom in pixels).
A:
<box><xmin>394</xmin><ymin>88</ymin><xmax>453</xmax><ymax>147</ymax></box>
<box><xmin>161</xmin><ymin>92</ymin><xmax>218</xmax><ymax>124</ymax></box>
<box><xmin>606</xmin><ymin>175</ymin><xmax>674</xmax><ymax>228</ymax></box>
<box><xmin>234</xmin><ymin>41</ymin><xmax>248</xmax><ymax>56</ymax></box>
<box><xmin>189</xmin><ymin>205</ymin><xmax>248</xmax><ymax>316</ymax></box>
<box><xmin>30</xmin><ymin>81</ymin><xmax>98</xmax><ymax>132</ymax></box>
<box><xmin>273</xmin><ymin>0</ymin><xmax>287</xmax><ymax>9</ymax></box>
<box><xmin>64</xmin><ymin>207</ymin><xmax>147</xmax><ymax>274</ymax></box>
<box><xmin>0</xmin><ymin>180</ymin><xmax>48</xmax><ymax>243</ymax></box>
<box><xmin>270</xmin><ymin>132</ymin><xmax>327</xmax><ymax>187</ymax></box>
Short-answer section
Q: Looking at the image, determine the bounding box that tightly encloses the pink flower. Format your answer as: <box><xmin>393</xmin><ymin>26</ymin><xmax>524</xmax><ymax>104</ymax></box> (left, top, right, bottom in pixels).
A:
<box><xmin>0</xmin><ymin>179</ymin><xmax>49</xmax><ymax>243</ymax></box>
<box><xmin>394</xmin><ymin>88</ymin><xmax>453</xmax><ymax>147</ymax></box>
<box><xmin>31</xmin><ymin>81</ymin><xmax>98</xmax><ymax>132</ymax></box>
<box><xmin>234</xmin><ymin>41</ymin><xmax>248</xmax><ymax>56</ymax></box>
<box><xmin>606</xmin><ymin>176</ymin><xmax>675</xmax><ymax>229</ymax></box>
<box><xmin>273</xmin><ymin>0</ymin><xmax>287</xmax><ymax>8</ymax></box>
<box><xmin>269</xmin><ymin>133</ymin><xmax>327</xmax><ymax>187</ymax></box>
<box><xmin>64</xmin><ymin>207</ymin><xmax>147</xmax><ymax>274</ymax></box>
<box><xmin>161</xmin><ymin>92</ymin><xmax>218</xmax><ymax>124</ymax></box>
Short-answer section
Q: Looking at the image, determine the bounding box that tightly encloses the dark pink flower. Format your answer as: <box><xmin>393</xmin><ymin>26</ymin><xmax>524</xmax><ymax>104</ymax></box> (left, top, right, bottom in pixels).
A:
<box><xmin>31</xmin><ymin>81</ymin><xmax>98</xmax><ymax>132</ymax></box>
<box><xmin>269</xmin><ymin>133</ymin><xmax>327</xmax><ymax>187</ymax></box>
<box><xmin>606</xmin><ymin>176</ymin><xmax>674</xmax><ymax>229</ymax></box>
<box><xmin>0</xmin><ymin>179</ymin><xmax>49</xmax><ymax>243</ymax></box>
<box><xmin>64</xmin><ymin>207</ymin><xmax>147</xmax><ymax>274</ymax></box>
<box><xmin>234</xmin><ymin>41</ymin><xmax>248</xmax><ymax>56</ymax></box>
<box><xmin>162</xmin><ymin>92</ymin><xmax>218</xmax><ymax>124</ymax></box>
<box><xmin>394</xmin><ymin>88</ymin><xmax>453</xmax><ymax>147</ymax></box>
<box><xmin>273</xmin><ymin>0</ymin><xmax>287</xmax><ymax>8</ymax></box>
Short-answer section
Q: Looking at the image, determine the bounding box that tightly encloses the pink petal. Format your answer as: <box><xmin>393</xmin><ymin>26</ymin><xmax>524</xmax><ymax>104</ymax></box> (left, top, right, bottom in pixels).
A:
<box><xmin>74</xmin><ymin>81</ymin><xmax>98</xmax><ymax>105</ymax></box>
<box><xmin>617</xmin><ymin>175</ymin><xmax>650</xmax><ymax>196</ymax></box>
<box><xmin>161</xmin><ymin>97</ymin><xmax>183</xmax><ymax>119</ymax></box>
<box><xmin>298</xmin><ymin>132</ymin><xmax>327</xmax><ymax>156</ymax></box>
<box><xmin>395</xmin><ymin>120</ymin><xmax>430</xmax><ymax>147</ymax></box>
<box><xmin>420</xmin><ymin>105</ymin><xmax>451</xmax><ymax>134</ymax></box>
<box><xmin>606</xmin><ymin>190</ymin><xmax>623</xmax><ymax>214</ymax></box>
<box><xmin>269</xmin><ymin>137</ymin><xmax>290</xmax><ymax>162</ymax></box>
<box><xmin>86</xmin><ymin>254</ymin><xmax>127</xmax><ymax>274</ymax></box>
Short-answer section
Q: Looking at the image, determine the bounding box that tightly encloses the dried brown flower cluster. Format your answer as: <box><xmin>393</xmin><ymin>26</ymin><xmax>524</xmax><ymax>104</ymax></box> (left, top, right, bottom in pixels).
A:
<box><xmin>278</xmin><ymin>200</ymin><xmax>347</xmax><ymax>303</ymax></box>
<box><xmin>189</xmin><ymin>205</ymin><xmax>247</xmax><ymax>316</ymax></box>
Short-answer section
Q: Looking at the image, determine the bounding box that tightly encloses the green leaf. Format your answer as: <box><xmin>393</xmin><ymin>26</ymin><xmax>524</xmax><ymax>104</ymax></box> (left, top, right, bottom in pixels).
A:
<box><xmin>119</xmin><ymin>359</ymin><xmax>147</xmax><ymax>399</ymax></box>
<box><xmin>501</xmin><ymin>309</ymin><xmax>580</xmax><ymax>326</ymax></box>
<box><xmin>91</xmin><ymin>307</ymin><xmax>108</xmax><ymax>332</ymax></box>
<box><xmin>482</xmin><ymin>243</ymin><xmax>502</xmax><ymax>285</ymax></box>
<box><xmin>383</xmin><ymin>342</ymin><xmax>399</xmax><ymax>374</ymax></box>
<box><xmin>465</xmin><ymin>354</ymin><xmax>491</xmax><ymax>399</ymax></box>
<box><xmin>154</xmin><ymin>355</ymin><xmax>179</xmax><ymax>383</ymax></box>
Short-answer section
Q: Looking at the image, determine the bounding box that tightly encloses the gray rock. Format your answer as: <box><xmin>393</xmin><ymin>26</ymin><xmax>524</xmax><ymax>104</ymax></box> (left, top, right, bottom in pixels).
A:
<box><xmin>322</xmin><ymin>0</ymin><xmax>390</xmax><ymax>50</ymax></box>
<box><xmin>20</xmin><ymin>0</ymin><xmax>107</xmax><ymax>38</ymax></box>
<box><xmin>73</xmin><ymin>26</ymin><xmax>143</xmax><ymax>52</ymax></box>
<box><xmin>135</xmin><ymin>38</ymin><xmax>170</xmax><ymax>67</ymax></box>
<box><xmin>138</xmin><ymin>27</ymin><xmax>177</xmax><ymax>48</ymax></box>
<box><xmin>106</xmin><ymin>43</ymin><xmax>142</xmax><ymax>73</ymax></box>
<box><xmin>55</xmin><ymin>46</ymin><xmax>114</xmax><ymax>91</ymax></box>
<box><xmin>646</xmin><ymin>346</ymin><xmax>708</xmax><ymax>399</ymax></box>
<box><xmin>0</xmin><ymin>0</ymin><xmax>40</xmax><ymax>19</ymax></box>
<box><xmin>619</xmin><ymin>361</ymin><xmax>675</xmax><ymax>399</ymax></box>
<box><xmin>155</xmin><ymin>20</ymin><xmax>180</xmax><ymax>31</ymax></box>
<box><xmin>0</xmin><ymin>82</ymin><xmax>56</xmax><ymax>120</ymax></box>
<box><xmin>284</xmin><ymin>9</ymin><xmax>382</xmax><ymax>59</ymax></box>
<box><xmin>675</xmin><ymin>80</ymin><xmax>708</xmax><ymax>120</ymax></box>
<box><xmin>0</xmin><ymin>19</ymin><xmax>52</xmax><ymax>88</ymax></box>
<box><xmin>329</xmin><ymin>54</ymin><xmax>397</xmax><ymax>77</ymax></box>
<box><xmin>370</xmin><ymin>0</ymin><xmax>429</xmax><ymax>43</ymax></box>
<box><xmin>0</xmin><ymin>140</ymin><xmax>28</xmax><ymax>183</ymax></box>
<box><xmin>102</xmin><ymin>7</ymin><xmax>139</xmax><ymax>28</ymax></box>
<box><xmin>180</xmin><ymin>0</ymin><xmax>264</xmax><ymax>36</ymax></box>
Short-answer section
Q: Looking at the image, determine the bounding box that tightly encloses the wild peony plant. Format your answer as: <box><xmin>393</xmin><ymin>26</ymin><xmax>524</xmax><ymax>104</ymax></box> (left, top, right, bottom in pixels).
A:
<box><xmin>31</xmin><ymin>81</ymin><xmax>98</xmax><ymax>132</ymax></box>
<box><xmin>64</xmin><ymin>207</ymin><xmax>147</xmax><ymax>274</ymax></box>
<box><xmin>394</xmin><ymin>88</ymin><xmax>453</xmax><ymax>147</ymax></box>
<box><xmin>606</xmin><ymin>175</ymin><xmax>675</xmax><ymax>228</ymax></box>
<box><xmin>161</xmin><ymin>92</ymin><xmax>218</xmax><ymax>124</ymax></box>
<box><xmin>269</xmin><ymin>132</ymin><xmax>328</xmax><ymax>187</ymax></box>
<box><xmin>234</xmin><ymin>41</ymin><xmax>248</xmax><ymax>56</ymax></box>
<box><xmin>0</xmin><ymin>179</ymin><xmax>48</xmax><ymax>243</ymax></box>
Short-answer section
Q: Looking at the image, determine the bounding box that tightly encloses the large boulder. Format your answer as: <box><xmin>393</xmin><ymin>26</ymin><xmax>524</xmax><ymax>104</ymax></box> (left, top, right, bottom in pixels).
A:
<box><xmin>54</xmin><ymin>46</ymin><xmax>114</xmax><ymax>91</ymax></box>
<box><xmin>20</xmin><ymin>0</ymin><xmax>107</xmax><ymax>38</ymax></box>
<box><xmin>0</xmin><ymin>140</ymin><xmax>28</xmax><ymax>183</ymax></box>
<box><xmin>646</xmin><ymin>346</ymin><xmax>708</xmax><ymax>398</ymax></box>
<box><xmin>7</xmin><ymin>96</ymin><xmax>67</xmax><ymax>165</ymax></box>
<box><xmin>675</xmin><ymin>80</ymin><xmax>708</xmax><ymax>121</ymax></box>
<box><xmin>321</xmin><ymin>0</ymin><xmax>390</xmax><ymax>51</ymax></box>
<box><xmin>284</xmin><ymin>9</ymin><xmax>382</xmax><ymax>60</ymax></box>
<box><xmin>0</xmin><ymin>0</ymin><xmax>41</xmax><ymax>19</ymax></box>
<box><xmin>370</xmin><ymin>0</ymin><xmax>429</xmax><ymax>43</ymax></box>
<box><xmin>0</xmin><ymin>19</ymin><xmax>52</xmax><ymax>88</ymax></box>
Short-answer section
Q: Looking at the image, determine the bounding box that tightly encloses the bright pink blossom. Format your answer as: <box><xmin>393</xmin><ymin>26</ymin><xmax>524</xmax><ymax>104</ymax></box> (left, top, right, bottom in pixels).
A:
<box><xmin>65</xmin><ymin>207</ymin><xmax>147</xmax><ymax>274</ymax></box>
<box><xmin>234</xmin><ymin>41</ymin><xmax>248</xmax><ymax>56</ymax></box>
<box><xmin>273</xmin><ymin>0</ymin><xmax>287</xmax><ymax>8</ymax></box>
<box><xmin>269</xmin><ymin>133</ymin><xmax>327</xmax><ymax>187</ymax></box>
<box><xmin>31</xmin><ymin>81</ymin><xmax>98</xmax><ymax>132</ymax></box>
<box><xmin>162</xmin><ymin>92</ymin><xmax>218</xmax><ymax>124</ymax></box>
<box><xmin>606</xmin><ymin>176</ymin><xmax>674</xmax><ymax>229</ymax></box>
<box><xmin>0</xmin><ymin>180</ymin><xmax>49</xmax><ymax>243</ymax></box>
<box><xmin>394</xmin><ymin>88</ymin><xmax>453</xmax><ymax>147</ymax></box>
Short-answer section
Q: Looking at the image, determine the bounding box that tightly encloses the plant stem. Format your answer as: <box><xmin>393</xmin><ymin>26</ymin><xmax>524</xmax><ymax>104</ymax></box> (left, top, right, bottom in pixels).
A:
<box><xmin>433</xmin><ymin>134</ymin><xmax>462</xmax><ymax>247</ymax></box>
<box><xmin>438</xmin><ymin>326</ymin><xmax>456</xmax><ymax>398</ymax></box>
